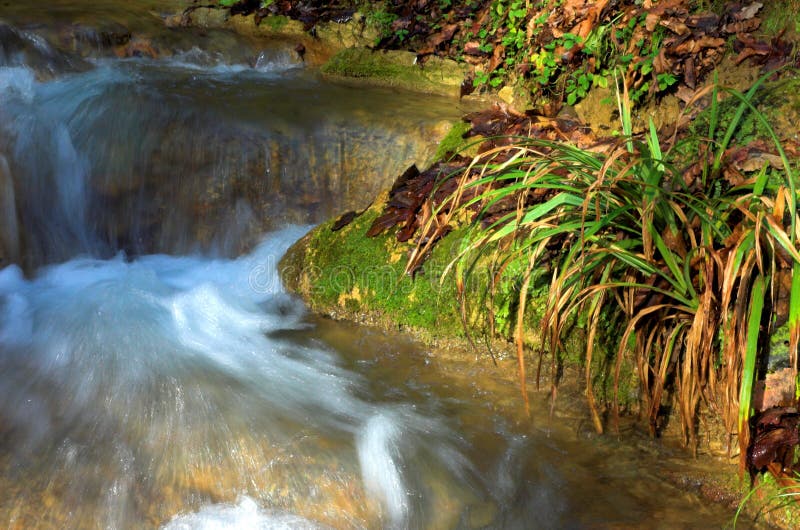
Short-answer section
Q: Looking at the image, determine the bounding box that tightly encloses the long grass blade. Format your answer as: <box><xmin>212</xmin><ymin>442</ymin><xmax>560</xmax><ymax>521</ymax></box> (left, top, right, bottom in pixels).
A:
<box><xmin>738</xmin><ymin>275</ymin><xmax>767</xmax><ymax>452</ymax></box>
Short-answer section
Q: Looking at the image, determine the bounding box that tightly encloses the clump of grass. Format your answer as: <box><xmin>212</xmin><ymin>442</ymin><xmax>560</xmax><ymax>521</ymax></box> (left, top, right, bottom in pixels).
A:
<box><xmin>734</xmin><ymin>472</ymin><xmax>800</xmax><ymax>528</ymax></box>
<box><xmin>410</xmin><ymin>71</ymin><xmax>800</xmax><ymax>460</ymax></box>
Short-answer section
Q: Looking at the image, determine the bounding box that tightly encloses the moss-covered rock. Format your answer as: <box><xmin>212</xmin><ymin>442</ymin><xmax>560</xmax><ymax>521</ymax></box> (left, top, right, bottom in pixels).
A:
<box><xmin>225</xmin><ymin>13</ymin><xmax>307</xmax><ymax>39</ymax></box>
<box><xmin>184</xmin><ymin>7</ymin><xmax>230</xmax><ymax>28</ymax></box>
<box><xmin>314</xmin><ymin>14</ymin><xmax>381</xmax><ymax>52</ymax></box>
<box><xmin>281</xmin><ymin>195</ymin><xmax>466</xmax><ymax>340</ymax></box>
<box><xmin>433</xmin><ymin>120</ymin><xmax>475</xmax><ymax>161</ymax></box>
<box><xmin>321</xmin><ymin>48</ymin><xmax>467</xmax><ymax>97</ymax></box>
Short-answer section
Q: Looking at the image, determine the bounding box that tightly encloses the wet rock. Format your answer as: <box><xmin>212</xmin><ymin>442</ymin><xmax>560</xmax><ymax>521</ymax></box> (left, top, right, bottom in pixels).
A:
<box><xmin>575</xmin><ymin>85</ymin><xmax>616</xmax><ymax>132</ymax></box>
<box><xmin>0</xmin><ymin>154</ymin><xmax>20</xmax><ymax>265</ymax></box>
<box><xmin>753</xmin><ymin>368</ymin><xmax>796</xmax><ymax>410</ymax></box>
<box><xmin>321</xmin><ymin>48</ymin><xmax>467</xmax><ymax>97</ymax></box>
<box><xmin>225</xmin><ymin>13</ymin><xmax>307</xmax><ymax>41</ymax></box>
<box><xmin>114</xmin><ymin>36</ymin><xmax>159</xmax><ymax>58</ymax></box>
<box><xmin>314</xmin><ymin>13</ymin><xmax>379</xmax><ymax>51</ymax></box>
<box><xmin>0</xmin><ymin>22</ymin><xmax>90</xmax><ymax>79</ymax></box>
<box><xmin>185</xmin><ymin>7</ymin><xmax>229</xmax><ymax>29</ymax></box>
<box><xmin>57</xmin><ymin>22</ymin><xmax>131</xmax><ymax>56</ymax></box>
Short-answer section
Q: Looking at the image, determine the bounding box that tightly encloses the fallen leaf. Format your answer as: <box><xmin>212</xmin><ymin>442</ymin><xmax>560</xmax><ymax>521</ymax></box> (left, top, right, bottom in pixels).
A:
<box><xmin>736</xmin><ymin>2</ymin><xmax>763</xmax><ymax>20</ymax></box>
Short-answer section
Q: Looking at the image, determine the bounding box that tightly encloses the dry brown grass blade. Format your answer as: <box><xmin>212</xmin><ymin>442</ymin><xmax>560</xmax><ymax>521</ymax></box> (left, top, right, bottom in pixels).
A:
<box><xmin>584</xmin><ymin>292</ymin><xmax>607</xmax><ymax>434</ymax></box>
<box><xmin>612</xmin><ymin>303</ymin><xmax>677</xmax><ymax>422</ymax></box>
<box><xmin>515</xmin><ymin>252</ymin><xmax>536</xmax><ymax>417</ymax></box>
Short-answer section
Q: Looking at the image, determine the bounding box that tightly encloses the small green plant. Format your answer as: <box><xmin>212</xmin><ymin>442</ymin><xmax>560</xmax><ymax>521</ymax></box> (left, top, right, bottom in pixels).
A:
<box><xmin>363</xmin><ymin>3</ymin><xmax>400</xmax><ymax>44</ymax></box>
<box><xmin>734</xmin><ymin>472</ymin><xmax>800</xmax><ymax>528</ymax></box>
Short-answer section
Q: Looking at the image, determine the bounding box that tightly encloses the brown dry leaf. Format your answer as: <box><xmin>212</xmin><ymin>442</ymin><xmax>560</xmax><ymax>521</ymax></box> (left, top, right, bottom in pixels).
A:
<box><xmin>488</xmin><ymin>44</ymin><xmax>506</xmax><ymax>72</ymax></box>
<box><xmin>659</xmin><ymin>18</ymin><xmax>690</xmax><ymax>35</ymax></box>
<box><xmin>463</xmin><ymin>41</ymin><xmax>485</xmax><ymax>56</ymax></box>
<box><xmin>645</xmin><ymin>12</ymin><xmax>661</xmax><ymax>32</ymax></box>
<box><xmin>425</xmin><ymin>23</ymin><xmax>458</xmax><ymax>50</ymax></box>
<box><xmin>686</xmin><ymin>13</ymin><xmax>720</xmax><ymax>32</ymax></box>
<box><xmin>684</xmin><ymin>56</ymin><xmax>697</xmax><ymax>88</ymax></box>
<box><xmin>722</xmin><ymin>18</ymin><xmax>761</xmax><ymax>34</ymax></box>
<box><xmin>735</xmin><ymin>2</ymin><xmax>763</xmax><ymax>20</ymax></box>
<box><xmin>672</xmin><ymin>36</ymin><xmax>726</xmax><ymax>55</ymax></box>
<box><xmin>675</xmin><ymin>84</ymin><xmax>697</xmax><ymax>104</ymax></box>
<box><xmin>737</xmin><ymin>152</ymin><xmax>785</xmax><ymax>172</ymax></box>
<box><xmin>653</xmin><ymin>48</ymin><xmax>671</xmax><ymax>74</ymax></box>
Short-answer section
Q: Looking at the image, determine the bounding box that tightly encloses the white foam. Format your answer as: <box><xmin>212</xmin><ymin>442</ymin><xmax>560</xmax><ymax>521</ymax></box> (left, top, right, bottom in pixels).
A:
<box><xmin>357</xmin><ymin>412</ymin><xmax>408</xmax><ymax>526</ymax></box>
<box><xmin>0</xmin><ymin>226</ymin><xmax>466</xmax><ymax>526</ymax></box>
<box><xmin>0</xmin><ymin>265</ymin><xmax>31</xmax><ymax>346</ymax></box>
<box><xmin>162</xmin><ymin>496</ymin><xmax>326</xmax><ymax>530</ymax></box>
<box><xmin>0</xmin><ymin>66</ymin><xmax>36</xmax><ymax>102</ymax></box>
<box><xmin>151</xmin><ymin>47</ymin><xmax>303</xmax><ymax>75</ymax></box>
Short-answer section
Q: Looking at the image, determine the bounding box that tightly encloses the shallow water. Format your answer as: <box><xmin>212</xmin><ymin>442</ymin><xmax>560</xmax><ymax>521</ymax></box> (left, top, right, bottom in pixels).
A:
<box><xmin>0</xmin><ymin>5</ymin><xmax>753</xmax><ymax>529</ymax></box>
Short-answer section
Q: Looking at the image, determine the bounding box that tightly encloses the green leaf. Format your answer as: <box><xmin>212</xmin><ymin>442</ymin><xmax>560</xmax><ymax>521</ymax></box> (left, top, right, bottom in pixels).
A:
<box><xmin>790</xmin><ymin>263</ymin><xmax>800</xmax><ymax>398</ymax></box>
<box><xmin>739</xmin><ymin>275</ymin><xmax>767</xmax><ymax>434</ymax></box>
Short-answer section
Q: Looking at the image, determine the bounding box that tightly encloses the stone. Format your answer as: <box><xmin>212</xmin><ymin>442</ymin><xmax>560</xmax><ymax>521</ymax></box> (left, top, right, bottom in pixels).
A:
<box><xmin>498</xmin><ymin>85</ymin><xmax>515</xmax><ymax>105</ymax></box>
<box><xmin>321</xmin><ymin>48</ymin><xmax>467</xmax><ymax>97</ymax></box>
<box><xmin>186</xmin><ymin>7</ymin><xmax>229</xmax><ymax>28</ymax></box>
<box><xmin>0</xmin><ymin>154</ymin><xmax>20</xmax><ymax>265</ymax></box>
<box><xmin>315</xmin><ymin>15</ymin><xmax>379</xmax><ymax>51</ymax></box>
<box><xmin>575</xmin><ymin>85</ymin><xmax>616</xmax><ymax>133</ymax></box>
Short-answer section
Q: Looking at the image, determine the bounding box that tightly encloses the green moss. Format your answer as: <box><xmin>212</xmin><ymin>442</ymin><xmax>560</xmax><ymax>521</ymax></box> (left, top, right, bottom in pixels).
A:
<box><xmin>282</xmin><ymin>199</ymin><xmax>562</xmax><ymax>344</ymax></box>
<box><xmin>281</xmin><ymin>197</ymin><xmax>641</xmax><ymax>410</ymax></box>
<box><xmin>760</xmin><ymin>0</ymin><xmax>800</xmax><ymax>35</ymax></box>
<box><xmin>261</xmin><ymin>15</ymin><xmax>290</xmax><ymax>31</ymax></box>
<box><xmin>320</xmin><ymin>48</ymin><xmax>466</xmax><ymax>96</ymax></box>
<box><xmin>687</xmin><ymin>77</ymin><xmax>800</xmax><ymax>147</ymax></box>
<box><xmin>768</xmin><ymin>321</ymin><xmax>791</xmax><ymax>371</ymax></box>
<box><xmin>738</xmin><ymin>471</ymin><xmax>800</xmax><ymax>528</ymax></box>
<box><xmin>434</xmin><ymin>120</ymin><xmax>474</xmax><ymax>161</ymax></box>
<box><xmin>282</xmin><ymin>204</ymin><xmax>465</xmax><ymax>336</ymax></box>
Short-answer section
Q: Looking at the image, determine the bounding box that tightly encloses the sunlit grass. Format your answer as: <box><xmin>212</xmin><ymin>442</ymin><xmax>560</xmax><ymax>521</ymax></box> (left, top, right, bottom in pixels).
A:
<box><xmin>410</xmin><ymin>71</ymin><xmax>800</xmax><ymax>461</ymax></box>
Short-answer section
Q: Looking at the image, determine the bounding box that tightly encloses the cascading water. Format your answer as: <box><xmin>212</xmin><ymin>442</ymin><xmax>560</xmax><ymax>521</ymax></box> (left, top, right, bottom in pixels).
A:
<box><xmin>0</xmin><ymin>40</ymin><xmax>459</xmax><ymax>267</ymax></box>
<box><xmin>0</xmin><ymin>8</ymin><xmax>744</xmax><ymax>530</ymax></box>
<box><xmin>0</xmin><ymin>226</ymin><xmax>477</xmax><ymax>528</ymax></box>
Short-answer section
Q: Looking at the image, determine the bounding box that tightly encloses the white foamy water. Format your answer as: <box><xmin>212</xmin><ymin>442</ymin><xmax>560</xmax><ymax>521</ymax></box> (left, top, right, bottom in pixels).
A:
<box><xmin>0</xmin><ymin>66</ymin><xmax>35</xmax><ymax>102</ymax></box>
<box><xmin>0</xmin><ymin>227</ymin><xmax>472</xmax><ymax>527</ymax></box>
<box><xmin>163</xmin><ymin>496</ymin><xmax>326</xmax><ymax>530</ymax></box>
<box><xmin>165</xmin><ymin>46</ymin><xmax>303</xmax><ymax>73</ymax></box>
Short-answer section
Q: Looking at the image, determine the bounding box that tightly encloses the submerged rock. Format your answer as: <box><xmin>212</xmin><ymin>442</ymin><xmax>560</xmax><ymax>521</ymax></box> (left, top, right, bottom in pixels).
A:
<box><xmin>0</xmin><ymin>21</ymin><xmax>91</xmax><ymax>79</ymax></box>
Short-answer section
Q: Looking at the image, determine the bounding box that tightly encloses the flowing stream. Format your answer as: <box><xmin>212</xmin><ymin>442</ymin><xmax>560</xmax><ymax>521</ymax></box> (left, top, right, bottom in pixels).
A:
<box><xmin>0</xmin><ymin>4</ymin><xmax>750</xmax><ymax>529</ymax></box>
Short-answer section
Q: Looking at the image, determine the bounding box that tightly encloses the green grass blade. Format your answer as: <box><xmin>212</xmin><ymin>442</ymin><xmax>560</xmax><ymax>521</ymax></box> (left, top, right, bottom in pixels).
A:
<box><xmin>790</xmin><ymin>262</ymin><xmax>800</xmax><ymax>398</ymax></box>
<box><xmin>649</xmin><ymin>224</ymin><xmax>689</xmax><ymax>295</ymax></box>
<box><xmin>739</xmin><ymin>274</ymin><xmax>767</xmax><ymax>434</ymax></box>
